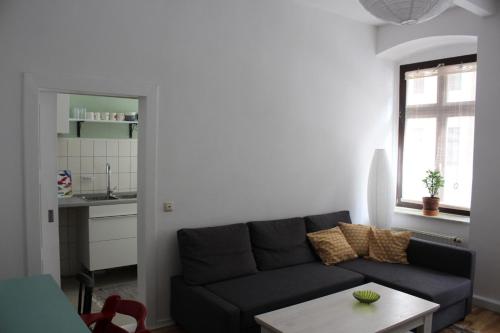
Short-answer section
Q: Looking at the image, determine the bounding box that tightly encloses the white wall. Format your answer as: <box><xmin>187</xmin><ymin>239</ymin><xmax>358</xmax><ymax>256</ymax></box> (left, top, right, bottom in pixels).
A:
<box><xmin>0</xmin><ymin>0</ymin><xmax>393</xmax><ymax>323</ymax></box>
<box><xmin>468</xmin><ymin>10</ymin><xmax>500</xmax><ymax>312</ymax></box>
<box><xmin>377</xmin><ymin>7</ymin><xmax>500</xmax><ymax>310</ymax></box>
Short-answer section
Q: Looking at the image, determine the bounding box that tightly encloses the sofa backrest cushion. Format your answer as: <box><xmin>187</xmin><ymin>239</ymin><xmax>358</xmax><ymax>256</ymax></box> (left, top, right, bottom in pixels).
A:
<box><xmin>305</xmin><ymin>210</ymin><xmax>352</xmax><ymax>233</ymax></box>
<box><xmin>247</xmin><ymin>217</ymin><xmax>316</xmax><ymax>271</ymax></box>
<box><xmin>177</xmin><ymin>223</ymin><xmax>258</xmax><ymax>285</ymax></box>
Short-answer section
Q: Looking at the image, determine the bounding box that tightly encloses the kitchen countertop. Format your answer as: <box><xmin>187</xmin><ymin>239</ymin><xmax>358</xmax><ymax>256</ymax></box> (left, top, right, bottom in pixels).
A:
<box><xmin>58</xmin><ymin>192</ymin><xmax>137</xmax><ymax>208</ymax></box>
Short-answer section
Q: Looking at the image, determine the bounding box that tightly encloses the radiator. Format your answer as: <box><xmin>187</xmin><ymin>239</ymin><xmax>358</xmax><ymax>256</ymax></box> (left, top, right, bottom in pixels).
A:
<box><xmin>392</xmin><ymin>227</ymin><xmax>464</xmax><ymax>246</ymax></box>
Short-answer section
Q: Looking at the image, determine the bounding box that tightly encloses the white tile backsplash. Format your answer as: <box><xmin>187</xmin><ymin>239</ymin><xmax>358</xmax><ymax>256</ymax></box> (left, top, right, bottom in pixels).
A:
<box><xmin>81</xmin><ymin>139</ymin><xmax>94</xmax><ymax>156</ymax></box>
<box><xmin>119</xmin><ymin>140</ymin><xmax>131</xmax><ymax>156</ymax></box>
<box><xmin>131</xmin><ymin>140</ymin><xmax>137</xmax><ymax>157</ymax></box>
<box><xmin>94</xmin><ymin>140</ymin><xmax>107</xmax><ymax>157</ymax></box>
<box><xmin>81</xmin><ymin>157</ymin><xmax>94</xmax><ymax>174</ymax></box>
<box><xmin>72</xmin><ymin>174</ymin><xmax>80</xmax><ymax>192</ymax></box>
<box><xmin>58</xmin><ymin>157</ymin><xmax>68</xmax><ymax>170</ymax></box>
<box><xmin>106</xmin><ymin>140</ymin><xmax>119</xmax><ymax>157</ymax></box>
<box><xmin>130</xmin><ymin>157</ymin><xmax>137</xmax><ymax>173</ymax></box>
<box><xmin>130</xmin><ymin>173</ymin><xmax>137</xmax><ymax>190</ymax></box>
<box><xmin>119</xmin><ymin>156</ymin><xmax>131</xmax><ymax>173</ymax></box>
<box><xmin>80</xmin><ymin>179</ymin><xmax>94</xmax><ymax>193</ymax></box>
<box><xmin>110</xmin><ymin>174</ymin><xmax>118</xmax><ymax>190</ymax></box>
<box><xmin>68</xmin><ymin>139</ymin><xmax>81</xmax><ymax>156</ymax></box>
<box><xmin>118</xmin><ymin>173</ymin><xmax>131</xmax><ymax>191</ymax></box>
<box><xmin>80</xmin><ymin>174</ymin><xmax>94</xmax><ymax>192</ymax></box>
<box><xmin>93</xmin><ymin>156</ymin><xmax>107</xmax><ymax>174</ymax></box>
<box><xmin>106</xmin><ymin>156</ymin><xmax>119</xmax><ymax>172</ymax></box>
<box><xmin>94</xmin><ymin>174</ymin><xmax>107</xmax><ymax>191</ymax></box>
<box><xmin>58</xmin><ymin>139</ymin><xmax>68</xmax><ymax>157</ymax></box>
<box><xmin>58</xmin><ymin>138</ymin><xmax>137</xmax><ymax>194</ymax></box>
<box><xmin>68</xmin><ymin>157</ymin><xmax>80</xmax><ymax>173</ymax></box>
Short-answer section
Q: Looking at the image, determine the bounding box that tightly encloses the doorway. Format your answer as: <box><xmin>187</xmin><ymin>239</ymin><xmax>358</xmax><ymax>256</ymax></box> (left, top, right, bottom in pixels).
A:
<box><xmin>52</xmin><ymin>93</ymin><xmax>140</xmax><ymax>326</ymax></box>
<box><xmin>23</xmin><ymin>73</ymin><xmax>159</xmax><ymax>327</ymax></box>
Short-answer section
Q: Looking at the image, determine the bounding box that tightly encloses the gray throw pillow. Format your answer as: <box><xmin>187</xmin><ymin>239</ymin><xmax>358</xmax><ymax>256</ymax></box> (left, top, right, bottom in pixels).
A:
<box><xmin>178</xmin><ymin>223</ymin><xmax>258</xmax><ymax>285</ymax></box>
<box><xmin>247</xmin><ymin>217</ymin><xmax>316</xmax><ymax>271</ymax></box>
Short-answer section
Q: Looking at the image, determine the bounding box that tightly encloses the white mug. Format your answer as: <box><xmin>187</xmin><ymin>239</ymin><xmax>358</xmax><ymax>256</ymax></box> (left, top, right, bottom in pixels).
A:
<box><xmin>117</xmin><ymin>113</ymin><xmax>125</xmax><ymax>121</ymax></box>
<box><xmin>103</xmin><ymin>112</ymin><xmax>110</xmax><ymax>120</ymax></box>
<box><xmin>94</xmin><ymin>112</ymin><xmax>101</xmax><ymax>120</ymax></box>
<box><xmin>86</xmin><ymin>112</ymin><xmax>94</xmax><ymax>120</ymax></box>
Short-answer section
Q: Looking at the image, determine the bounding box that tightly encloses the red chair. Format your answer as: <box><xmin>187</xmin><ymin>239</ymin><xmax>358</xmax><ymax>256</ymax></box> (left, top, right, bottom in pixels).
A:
<box><xmin>81</xmin><ymin>295</ymin><xmax>150</xmax><ymax>333</ymax></box>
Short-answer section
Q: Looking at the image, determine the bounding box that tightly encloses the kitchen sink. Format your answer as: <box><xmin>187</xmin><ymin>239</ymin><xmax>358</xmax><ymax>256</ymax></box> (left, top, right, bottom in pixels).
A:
<box><xmin>76</xmin><ymin>192</ymin><xmax>137</xmax><ymax>201</ymax></box>
<box><xmin>76</xmin><ymin>193</ymin><xmax>119</xmax><ymax>201</ymax></box>
<box><xmin>115</xmin><ymin>193</ymin><xmax>137</xmax><ymax>199</ymax></box>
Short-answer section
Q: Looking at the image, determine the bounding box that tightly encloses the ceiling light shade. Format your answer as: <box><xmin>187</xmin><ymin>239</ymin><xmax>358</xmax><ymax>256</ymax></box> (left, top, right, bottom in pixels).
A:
<box><xmin>359</xmin><ymin>0</ymin><xmax>453</xmax><ymax>25</ymax></box>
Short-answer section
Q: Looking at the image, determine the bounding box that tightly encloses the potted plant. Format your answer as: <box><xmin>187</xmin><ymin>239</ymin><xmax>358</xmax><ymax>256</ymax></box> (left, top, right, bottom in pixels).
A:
<box><xmin>422</xmin><ymin>170</ymin><xmax>445</xmax><ymax>216</ymax></box>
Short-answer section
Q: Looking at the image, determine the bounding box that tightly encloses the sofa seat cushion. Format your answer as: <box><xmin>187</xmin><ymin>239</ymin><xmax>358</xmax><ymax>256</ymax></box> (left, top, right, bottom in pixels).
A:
<box><xmin>205</xmin><ymin>262</ymin><xmax>364</xmax><ymax>328</ymax></box>
<box><xmin>247</xmin><ymin>217</ymin><xmax>316</xmax><ymax>270</ymax></box>
<box><xmin>337</xmin><ymin>259</ymin><xmax>471</xmax><ymax>308</ymax></box>
<box><xmin>177</xmin><ymin>223</ymin><xmax>257</xmax><ymax>285</ymax></box>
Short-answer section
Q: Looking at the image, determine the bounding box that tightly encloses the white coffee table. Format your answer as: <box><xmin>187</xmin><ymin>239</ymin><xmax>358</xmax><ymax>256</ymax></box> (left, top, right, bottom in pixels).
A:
<box><xmin>255</xmin><ymin>282</ymin><xmax>439</xmax><ymax>333</ymax></box>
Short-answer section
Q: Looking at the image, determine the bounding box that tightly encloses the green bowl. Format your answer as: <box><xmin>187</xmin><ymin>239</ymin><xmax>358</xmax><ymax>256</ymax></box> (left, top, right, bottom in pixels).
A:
<box><xmin>353</xmin><ymin>290</ymin><xmax>380</xmax><ymax>304</ymax></box>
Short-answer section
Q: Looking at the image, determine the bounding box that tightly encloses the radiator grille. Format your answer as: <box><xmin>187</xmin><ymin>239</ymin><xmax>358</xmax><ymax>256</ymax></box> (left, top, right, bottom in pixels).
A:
<box><xmin>392</xmin><ymin>227</ymin><xmax>464</xmax><ymax>246</ymax></box>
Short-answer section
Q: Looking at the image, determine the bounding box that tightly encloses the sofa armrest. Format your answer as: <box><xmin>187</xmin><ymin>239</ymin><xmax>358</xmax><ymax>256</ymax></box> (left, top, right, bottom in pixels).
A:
<box><xmin>171</xmin><ymin>276</ymin><xmax>241</xmax><ymax>333</ymax></box>
<box><xmin>407</xmin><ymin>238</ymin><xmax>476</xmax><ymax>280</ymax></box>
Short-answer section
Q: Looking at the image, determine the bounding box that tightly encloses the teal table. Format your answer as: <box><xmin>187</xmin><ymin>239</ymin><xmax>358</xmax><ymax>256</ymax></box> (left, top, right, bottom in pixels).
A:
<box><xmin>0</xmin><ymin>274</ymin><xmax>90</xmax><ymax>333</ymax></box>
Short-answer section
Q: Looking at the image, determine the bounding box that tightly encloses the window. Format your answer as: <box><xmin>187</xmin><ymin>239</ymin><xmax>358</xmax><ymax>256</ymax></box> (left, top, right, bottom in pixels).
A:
<box><xmin>397</xmin><ymin>54</ymin><xmax>477</xmax><ymax>216</ymax></box>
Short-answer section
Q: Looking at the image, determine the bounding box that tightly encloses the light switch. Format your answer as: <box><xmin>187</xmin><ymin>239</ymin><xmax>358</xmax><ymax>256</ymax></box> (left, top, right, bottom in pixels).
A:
<box><xmin>163</xmin><ymin>202</ymin><xmax>173</xmax><ymax>212</ymax></box>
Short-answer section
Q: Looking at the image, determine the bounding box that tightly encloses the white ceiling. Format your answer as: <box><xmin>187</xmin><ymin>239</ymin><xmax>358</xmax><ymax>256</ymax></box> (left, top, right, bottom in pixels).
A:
<box><xmin>295</xmin><ymin>0</ymin><xmax>386</xmax><ymax>25</ymax></box>
<box><xmin>296</xmin><ymin>0</ymin><xmax>461</xmax><ymax>26</ymax></box>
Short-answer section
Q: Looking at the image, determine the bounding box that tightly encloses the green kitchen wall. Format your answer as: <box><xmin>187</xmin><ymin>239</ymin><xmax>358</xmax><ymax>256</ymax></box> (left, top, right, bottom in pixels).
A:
<box><xmin>59</xmin><ymin>94</ymin><xmax>139</xmax><ymax>139</ymax></box>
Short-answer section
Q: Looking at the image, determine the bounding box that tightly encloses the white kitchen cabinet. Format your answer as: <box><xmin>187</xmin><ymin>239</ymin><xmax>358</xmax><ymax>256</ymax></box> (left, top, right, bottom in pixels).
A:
<box><xmin>88</xmin><ymin>215</ymin><xmax>137</xmax><ymax>242</ymax></box>
<box><xmin>78</xmin><ymin>203</ymin><xmax>137</xmax><ymax>271</ymax></box>
<box><xmin>88</xmin><ymin>238</ymin><xmax>137</xmax><ymax>271</ymax></box>
<box><xmin>89</xmin><ymin>203</ymin><xmax>138</xmax><ymax>218</ymax></box>
<box><xmin>56</xmin><ymin>93</ymin><xmax>70</xmax><ymax>134</ymax></box>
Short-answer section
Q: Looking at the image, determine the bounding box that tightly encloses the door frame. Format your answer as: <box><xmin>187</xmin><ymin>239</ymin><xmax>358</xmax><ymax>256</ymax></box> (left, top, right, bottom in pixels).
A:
<box><xmin>22</xmin><ymin>72</ymin><xmax>160</xmax><ymax>326</ymax></box>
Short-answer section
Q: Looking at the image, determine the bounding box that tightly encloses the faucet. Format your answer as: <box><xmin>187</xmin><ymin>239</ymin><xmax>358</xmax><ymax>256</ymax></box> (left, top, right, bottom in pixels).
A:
<box><xmin>106</xmin><ymin>162</ymin><xmax>113</xmax><ymax>199</ymax></box>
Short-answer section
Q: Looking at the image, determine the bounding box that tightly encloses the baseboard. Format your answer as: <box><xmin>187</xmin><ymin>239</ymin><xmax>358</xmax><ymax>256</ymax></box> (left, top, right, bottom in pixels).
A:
<box><xmin>473</xmin><ymin>294</ymin><xmax>500</xmax><ymax>313</ymax></box>
<box><xmin>149</xmin><ymin>317</ymin><xmax>175</xmax><ymax>330</ymax></box>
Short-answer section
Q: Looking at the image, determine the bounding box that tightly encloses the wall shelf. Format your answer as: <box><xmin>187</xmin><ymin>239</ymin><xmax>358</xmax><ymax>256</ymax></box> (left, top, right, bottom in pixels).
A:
<box><xmin>69</xmin><ymin>119</ymin><xmax>138</xmax><ymax>138</ymax></box>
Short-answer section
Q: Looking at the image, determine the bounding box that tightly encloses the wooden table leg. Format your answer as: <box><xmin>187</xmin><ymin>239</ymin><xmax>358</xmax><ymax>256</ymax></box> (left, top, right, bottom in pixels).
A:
<box><xmin>416</xmin><ymin>313</ymin><xmax>433</xmax><ymax>333</ymax></box>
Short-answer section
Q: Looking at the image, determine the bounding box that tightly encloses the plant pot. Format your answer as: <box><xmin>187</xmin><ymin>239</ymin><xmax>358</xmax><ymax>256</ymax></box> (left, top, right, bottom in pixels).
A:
<box><xmin>422</xmin><ymin>197</ymin><xmax>440</xmax><ymax>216</ymax></box>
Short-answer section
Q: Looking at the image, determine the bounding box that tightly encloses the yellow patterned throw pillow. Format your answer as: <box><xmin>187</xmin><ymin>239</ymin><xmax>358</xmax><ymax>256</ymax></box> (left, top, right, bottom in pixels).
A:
<box><xmin>367</xmin><ymin>227</ymin><xmax>412</xmax><ymax>264</ymax></box>
<box><xmin>339</xmin><ymin>222</ymin><xmax>371</xmax><ymax>256</ymax></box>
<box><xmin>307</xmin><ymin>227</ymin><xmax>358</xmax><ymax>265</ymax></box>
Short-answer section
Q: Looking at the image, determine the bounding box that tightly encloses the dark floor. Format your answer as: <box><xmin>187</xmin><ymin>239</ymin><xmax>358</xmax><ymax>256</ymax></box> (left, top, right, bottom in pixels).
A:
<box><xmin>61</xmin><ymin>265</ymin><xmax>138</xmax><ymax>327</ymax></box>
<box><xmin>153</xmin><ymin>307</ymin><xmax>500</xmax><ymax>333</ymax></box>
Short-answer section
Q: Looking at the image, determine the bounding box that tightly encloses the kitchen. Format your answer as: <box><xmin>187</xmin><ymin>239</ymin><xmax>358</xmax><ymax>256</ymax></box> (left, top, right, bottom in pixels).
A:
<box><xmin>55</xmin><ymin>93</ymin><xmax>139</xmax><ymax>323</ymax></box>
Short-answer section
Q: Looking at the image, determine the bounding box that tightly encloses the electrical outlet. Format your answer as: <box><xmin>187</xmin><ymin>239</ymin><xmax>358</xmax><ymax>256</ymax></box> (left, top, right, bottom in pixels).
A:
<box><xmin>163</xmin><ymin>202</ymin><xmax>173</xmax><ymax>212</ymax></box>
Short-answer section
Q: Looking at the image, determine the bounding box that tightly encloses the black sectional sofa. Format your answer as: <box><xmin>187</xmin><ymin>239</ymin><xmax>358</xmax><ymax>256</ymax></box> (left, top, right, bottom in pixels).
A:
<box><xmin>171</xmin><ymin>211</ymin><xmax>475</xmax><ymax>333</ymax></box>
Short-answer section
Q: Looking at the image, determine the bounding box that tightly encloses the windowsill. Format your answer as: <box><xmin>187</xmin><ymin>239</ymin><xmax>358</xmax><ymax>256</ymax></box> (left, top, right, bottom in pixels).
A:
<box><xmin>394</xmin><ymin>206</ymin><xmax>470</xmax><ymax>224</ymax></box>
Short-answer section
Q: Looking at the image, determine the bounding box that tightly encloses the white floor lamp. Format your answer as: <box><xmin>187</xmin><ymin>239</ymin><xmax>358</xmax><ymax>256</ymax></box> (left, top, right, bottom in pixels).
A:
<box><xmin>367</xmin><ymin>149</ymin><xmax>394</xmax><ymax>229</ymax></box>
